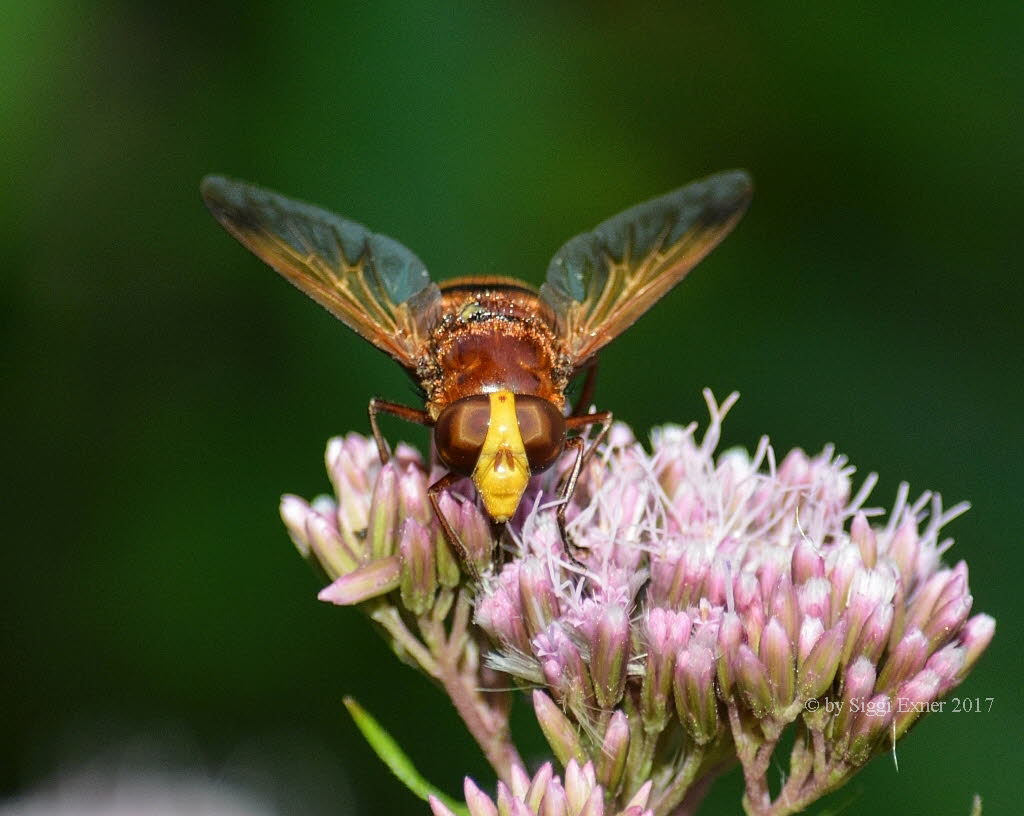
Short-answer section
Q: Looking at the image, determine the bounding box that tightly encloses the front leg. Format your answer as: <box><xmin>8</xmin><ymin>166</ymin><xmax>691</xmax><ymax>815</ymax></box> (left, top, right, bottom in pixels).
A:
<box><xmin>367</xmin><ymin>397</ymin><xmax>432</xmax><ymax>464</ymax></box>
<box><xmin>557</xmin><ymin>410</ymin><xmax>613</xmax><ymax>556</ymax></box>
<box><xmin>428</xmin><ymin>471</ymin><xmax>482</xmax><ymax>580</ymax></box>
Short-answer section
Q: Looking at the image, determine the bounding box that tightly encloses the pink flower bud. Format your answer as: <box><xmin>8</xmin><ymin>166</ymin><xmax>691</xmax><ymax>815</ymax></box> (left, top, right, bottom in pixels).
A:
<box><xmin>532</xmin><ymin>690</ymin><xmax>586</xmax><ymax>767</ymax></box>
<box><xmin>850</xmin><ymin>511</ymin><xmax>877</xmax><ymax>568</ymax></box>
<box><xmin>398</xmin><ymin>517</ymin><xmax>437</xmax><ymax>615</ymax></box>
<box><xmin>366</xmin><ymin>463</ymin><xmax>399</xmax><ymax>559</ymax></box>
<box><xmin>791</xmin><ymin>536</ymin><xmax>825</xmax><ymax>583</ymax></box>
<box><xmin>520</xmin><ymin>558</ymin><xmax>561</xmax><ymax>639</ymax></box>
<box><xmin>317</xmin><ymin>556</ymin><xmax>400</xmax><ymax>606</ymax></box>
<box><xmin>958</xmin><ymin>614</ymin><xmax>995</xmax><ymax>678</ymax></box>
<box><xmin>735</xmin><ymin>643</ymin><xmax>773</xmax><ymax>718</ymax></box>
<box><xmin>596</xmin><ymin>711</ymin><xmax>630</xmax><ymax>793</ymax></box>
<box><xmin>674</xmin><ymin>644</ymin><xmax>719</xmax><ymax>744</ymax></box>
<box><xmin>797</xmin><ymin>619</ymin><xmax>847</xmax><ymax>701</ymax></box>
<box><xmin>589</xmin><ymin>605</ymin><xmax>631</xmax><ymax>709</ymax></box>
<box><xmin>876</xmin><ymin>628</ymin><xmax>929</xmax><ymax>693</ymax></box>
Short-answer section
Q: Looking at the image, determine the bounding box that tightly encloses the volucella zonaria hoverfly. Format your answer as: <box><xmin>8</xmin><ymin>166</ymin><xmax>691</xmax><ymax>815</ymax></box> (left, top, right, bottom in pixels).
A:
<box><xmin>201</xmin><ymin>169</ymin><xmax>752</xmax><ymax>568</ymax></box>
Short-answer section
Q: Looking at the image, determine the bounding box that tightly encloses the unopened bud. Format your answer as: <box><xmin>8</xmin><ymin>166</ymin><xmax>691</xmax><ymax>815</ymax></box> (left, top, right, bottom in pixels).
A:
<box><xmin>399</xmin><ymin>518</ymin><xmax>437</xmax><ymax>615</ymax></box>
<box><xmin>735</xmin><ymin>643</ymin><xmax>773</xmax><ymax>718</ymax></box>
<box><xmin>366</xmin><ymin>463</ymin><xmax>399</xmax><ymax>559</ymax></box>
<box><xmin>674</xmin><ymin>644</ymin><xmax>719</xmax><ymax>744</ymax></box>
<box><xmin>595</xmin><ymin>711</ymin><xmax>629</xmax><ymax>793</ymax></box>
<box><xmin>532</xmin><ymin>690</ymin><xmax>586</xmax><ymax>767</ymax></box>
<box><xmin>589</xmin><ymin>605</ymin><xmax>631</xmax><ymax>709</ymax></box>
<box><xmin>318</xmin><ymin>556</ymin><xmax>401</xmax><ymax>606</ymax></box>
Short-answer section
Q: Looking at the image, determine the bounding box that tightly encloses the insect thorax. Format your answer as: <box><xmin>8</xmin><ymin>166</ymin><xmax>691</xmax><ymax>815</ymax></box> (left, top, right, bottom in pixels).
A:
<box><xmin>418</xmin><ymin>289</ymin><xmax>571</xmax><ymax>418</ymax></box>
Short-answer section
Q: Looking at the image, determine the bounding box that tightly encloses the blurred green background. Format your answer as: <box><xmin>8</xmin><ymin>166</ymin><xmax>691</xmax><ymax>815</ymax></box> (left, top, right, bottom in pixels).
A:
<box><xmin>3</xmin><ymin>2</ymin><xmax>1020</xmax><ymax>814</ymax></box>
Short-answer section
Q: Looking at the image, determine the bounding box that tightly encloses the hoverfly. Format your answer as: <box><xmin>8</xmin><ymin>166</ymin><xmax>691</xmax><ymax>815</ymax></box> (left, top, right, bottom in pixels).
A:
<box><xmin>201</xmin><ymin>170</ymin><xmax>752</xmax><ymax>566</ymax></box>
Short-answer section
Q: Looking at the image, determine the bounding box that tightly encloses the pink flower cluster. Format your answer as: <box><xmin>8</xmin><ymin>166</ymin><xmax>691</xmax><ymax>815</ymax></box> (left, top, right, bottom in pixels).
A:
<box><xmin>280</xmin><ymin>391</ymin><xmax>993</xmax><ymax>816</ymax></box>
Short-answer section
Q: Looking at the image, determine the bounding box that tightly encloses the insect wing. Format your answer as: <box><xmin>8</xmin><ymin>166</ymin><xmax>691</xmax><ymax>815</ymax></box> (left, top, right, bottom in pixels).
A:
<box><xmin>201</xmin><ymin>175</ymin><xmax>441</xmax><ymax>369</ymax></box>
<box><xmin>540</xmin><ymin>169</ymin><xmax>752</xmax><ymax>368</ymax></box>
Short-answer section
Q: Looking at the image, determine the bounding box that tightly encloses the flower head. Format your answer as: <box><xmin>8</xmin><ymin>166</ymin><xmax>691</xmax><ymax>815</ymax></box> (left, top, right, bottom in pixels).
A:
<box><xmin>428</xmin><ymin>761</ymin><xmax>653</xmax><ymax>816</ymax></box>
<box><xmin>281</xmin><ymin>437</ymin><xmax>486</xmax><ymax>612</ymax></box>
<box><xmin>472</xmin><ymin>391</ymin><xmax>993</xmax><ymax>814</ymax></box>
<box><xmin>282</xmin><ymin>391</ymin><xmax>993</xmax><ymax>816</ymax></box>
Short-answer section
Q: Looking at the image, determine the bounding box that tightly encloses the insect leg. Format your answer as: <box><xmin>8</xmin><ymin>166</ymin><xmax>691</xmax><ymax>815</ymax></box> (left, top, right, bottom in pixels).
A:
<box><xmin>556</xmin><ymin>436</ymin><xmax>586</xmax><ymax>555</ymax></box>
<box><xmin>556</xmin><ymin>410</ymin><xmax>613</xmax><ymax>559</ymax></box>
<box><xmin>565</xmin><ymin>410</ymin><xmax>613</xmax><ymax>470</ymax></box>
<box><xmin>367</xmin><ymin>398</ymin><xmax>432</xmax><ymax>464</ymax></box>
<box><xmin>427</xmin><ymin>471</ymin><xmax>479</xmax><ymax>580</ymax></box>
<box><xmin>569</xmin><ymin>361</ymin><xmax>599</xmax><ymax>417</ymax></box>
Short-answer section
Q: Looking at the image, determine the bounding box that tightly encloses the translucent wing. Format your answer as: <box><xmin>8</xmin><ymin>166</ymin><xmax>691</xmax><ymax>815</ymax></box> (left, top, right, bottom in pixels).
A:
<box><xmin>201</xmin><ymin>175</ymin><xmax>440</xmax><ymax>370</ymax></box>
<box><xmin>540</xmin><ymin>169</ymin><xmax>753</xmax><ymax>368</ymax></box>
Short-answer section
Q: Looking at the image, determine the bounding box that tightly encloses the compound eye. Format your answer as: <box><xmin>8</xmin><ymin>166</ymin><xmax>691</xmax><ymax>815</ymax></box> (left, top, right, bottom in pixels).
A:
<box><xmin>514</xmin><ymin>396</ymin><xmax>566</xmax><ymax>473</ymax></box>
<box><xmin>434</xmin><ymin>395</ymin><xmax>490</xmax><ymax>475</ymax></box>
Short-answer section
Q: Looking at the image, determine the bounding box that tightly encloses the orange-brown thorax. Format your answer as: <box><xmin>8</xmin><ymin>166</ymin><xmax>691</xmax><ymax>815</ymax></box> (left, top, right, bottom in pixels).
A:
<box><xmin>417</xmin><ymin>277</ymin><xmax>571</xmax><ymax>420</ymax></box>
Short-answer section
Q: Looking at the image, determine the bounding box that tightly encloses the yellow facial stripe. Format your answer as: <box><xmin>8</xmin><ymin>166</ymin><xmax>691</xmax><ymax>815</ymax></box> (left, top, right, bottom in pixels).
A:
<box><xmin>472</xmin><ymin>390</ymin><xmax>531</xmax><ymax>522</ymax></box>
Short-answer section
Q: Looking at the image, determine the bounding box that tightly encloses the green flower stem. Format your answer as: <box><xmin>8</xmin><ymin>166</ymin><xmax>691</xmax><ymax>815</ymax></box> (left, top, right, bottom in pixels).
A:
<box><xmin>369</xmin><ymin>602</ymin><xmax>438</xmax><ymax>676</ymax></box>
<box><xmin>649</xmin><ymin>748</ymin><xmax>705</xmax><ymax>816</ymax></box>
<box><xmin>727</xmin><ymin>704</ymin><xmax>782</xmax><ymax>816</ymax></box>
<box><xmin>419</xmin><ymin>589</ymin><xmax>525</xmax><ymax>785</ymax></box>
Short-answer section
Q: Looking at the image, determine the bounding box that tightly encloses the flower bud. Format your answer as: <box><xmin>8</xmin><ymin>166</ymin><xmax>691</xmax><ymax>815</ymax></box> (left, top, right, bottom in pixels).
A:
<box><xmin>595</xmin><ymin>711</ymin><xmax>629</xmax><ymax>794</ymax></box>
<box><xmin>524</xmin><ymin>763</ymin><xmax>552</xmax><ymax>811</ymax></box>
<box><xmin>326</xmin><ymin>434</ymin><xmax>374</xmax><ymax>527</ymax></box>
<box><xmin>494</xmin><ymin>782</ymin><xmax>517</xmax><ymax>816</ymax></box>
<box><xmin>759</xmin><ymin>617</ymin><xmax>795</xmax><ymax>711</ymax></box>
<box><xmin>398</xmin><ymin>462</ymin><xmax>431</xmax><ymax>527</ymax></box>
<box><xmin>769</xmin><ymin>575</ymin><xmax>800</xmax><ymax>645</ymax></box>
<box><xmin>463</xmin><ymin>777</ymin><xmax>499</xmax><ymax>816</ymax></box>
<box><xmin>318</xmin><ymin>556</ymin><xmax>401</xmax><ymax>605</ymax></box>
<box><xmin>850</xmin><ymin>511</ymin><xmax>877</xmax><ymax>568</ymax></box>
<box><xmin>428</xmin><ymin>796</ymin><xmax>458</xmax><ymax>816</ymax></box>
<box><xmin>735</xmin><ymin>643</ymin><xmax>773</xmax><ymax>718</ymax></box>
<box><xmin>520</xmin><ymin>559</ymin><xmax>561</xmax><ymax>639</ymax></box>
<box><xmin>455</xmin><ymin>493</ymin><xmax>494</xmax><ymax>579</ymax></box>
<box><xmin>366</xmin><ymin>463</ymin><xmax>399</xmax><ymax>559</ymax></box>
<box><xmin>926</xmin><ymin>644</ymin><xmax>966</xmax><ymax>696</ymax></box>
<box><xmin>828</xmin><ymin>545</ymin><xmax>862</xmax><ymax>623</ymax></box>
<box><xmin>642</xmin><ymin>608</ymin><xmax>690</xmax><ymax>729</ymax></box>
<box><xmin>797</xmin><ymin>619</ymin><xmax>846</xmax><ymax>700</ymax></box>
<box><xmin>716</xmin><ymin>611</ymin><xmax>744</xmax><ymax>699</ymax></box>
<box><xmin>846</xmin><ymin>692</ymin><xmax>892</xmax><ymax>765</ymax></box>
<box><xmin>834</xmin><ymin>656</ymin><xmax>877</xmax><ymax>741</ymax></box>
<box><xmin>923</xmin><ymin>594</ymin><xmax>972</xmax><ymax>652</ymax></box>
<box><xmin>958</xmin><ymin>614</ymin><xmax>995</xmax><ymax>679</ymax></box>
<box><xmin>540</xmin><ymin>777</ymin><xmax>568</xmax><ymax>816</ymax></box>
<box><xmin>589</xmin><ymin>605</ymin><xmax>631</xmax><ymax>709</ymax></box>
<box><xmin>535</xmin><ymin>625</ymin><xmax>593</xmax><ymax>712</ymax></box>
<box><xmin>791</xmin><ymin>536</ymin><xmax>824</xmax><ymax>583</ymax></box>
<box><xmin>876</xmin><ymin>628</ymin><xmax>929</xmax><ymax>693</ymax></box>
<box><xmin>564</xmin><ymin>760</ymin><xmax>598</xmax><ymax>816</ymax></box>
<box><xmin>893</xmin><ymin>669</ymin><xmax>942</xmax><ymax>740</ymax></box>
<box><xmin>399</xmin><ymin>518</ymin><xmax>437</xmax><ymax>615</ymax></box>
<box><xmin>797</xmin><ymin>577</ymin><xmax>832</xmax><ymax>625</ymax></box>
<box><xmin>623</xmin><ymin>781</ymin><xmax>654</xmax><ymax>814</ymax></box>
<box><xmin>674</xmin><ymin>644</ymin><xmax>719</xmax><ymax>744</ymax></box>
<box><xmin>307</xmin><ymin>512</ymin><xmax>361</xmax><ymax>578</ymax></box>
<box><xmin>888</xmin><ymin>518</ymin><xmax>920</xmax><ymax>588</ymax></box>
<box><xmin>796</xmin><ymin>617</ymin><xmax>824</xmax><ymax>668</ymax></box>
<box><xmin>280</xmin><ymin>494</ymin><xmax>313</xmax><ymax>558</ymax></box>
<box><xmin>532</xmin><ymin>690</ymin><xmax>586</xmax><ymax>767</ymax></box>
<box><xmin>851</xmin><ymin>602</ymin><xmax>893</xmax><ymax>665</ymax></box>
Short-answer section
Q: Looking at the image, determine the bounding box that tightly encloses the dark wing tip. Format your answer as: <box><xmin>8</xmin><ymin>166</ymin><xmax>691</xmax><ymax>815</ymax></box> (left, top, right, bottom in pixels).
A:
<box><xmin>199</xmin><ymin>174</ymin><xmax>232</xmax><ymax>206</ymax></box>
<box><xmin>199</xmin><ymin>174</ymin><xmax>263</xmax><ymax>234</ymax></box>
<box><xmin>702</xmin><ymin>168</ymin><xmax>754</xmax><ymax>221</ymax></box>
